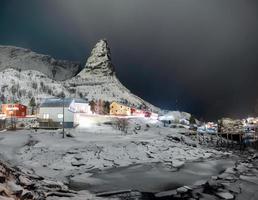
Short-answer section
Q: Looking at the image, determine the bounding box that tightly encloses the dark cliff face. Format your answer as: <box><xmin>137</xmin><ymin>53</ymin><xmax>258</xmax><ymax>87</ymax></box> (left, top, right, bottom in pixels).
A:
<box><xmin>0</xmin><ymin>45</ymin><xmax>81</xmax><ymax>81</ymax></box>
<box><xmin>77</xmin><ymin>39</ymin><xmax>115</xmax><ymax>78</ymax></box>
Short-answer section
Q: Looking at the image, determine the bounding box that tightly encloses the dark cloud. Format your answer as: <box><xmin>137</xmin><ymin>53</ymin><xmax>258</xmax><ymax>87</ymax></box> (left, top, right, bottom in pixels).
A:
<box><xmin>1</xmin><ymin>0</ymin><xmax>258</xmax><ymax>120</ymax></box>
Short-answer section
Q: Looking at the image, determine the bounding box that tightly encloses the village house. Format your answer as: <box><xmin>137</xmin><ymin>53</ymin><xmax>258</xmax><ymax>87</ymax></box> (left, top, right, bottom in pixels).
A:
<box><xmin>1</xmin><ymin>104</ymin><xmax>27</xmax><ymax>118</ymax></box>
<box><xmin>38</xmin><ymin>98</ymin><xmax>90</xmax><ymax>128</ymax></box>
<box><xmin>131</xmin><ymin>108</ymin><xmax>145</xmax><ymax>117</ymax></box>
<box><xmin>110</xmin><ymin>102</ymin><xmax>131</xmax><ymax>116</ymax></box>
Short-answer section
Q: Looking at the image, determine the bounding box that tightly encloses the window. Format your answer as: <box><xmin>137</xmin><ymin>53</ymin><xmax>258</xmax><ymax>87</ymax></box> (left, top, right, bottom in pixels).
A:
<box><xmin>43</xmin><ymin>114</ymin><xmax>49</xmax><ymax>119</ymax></box>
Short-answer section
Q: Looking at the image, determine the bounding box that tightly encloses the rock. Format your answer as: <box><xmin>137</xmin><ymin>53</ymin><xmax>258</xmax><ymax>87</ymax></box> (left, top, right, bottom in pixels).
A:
<box><xmin>0</xmin><ymin>196</ymin><xmax>15</xmax><ymax>200</ymax></box>
<box><xmin>225</xmin><ymin>183</ymin><xmax>241</xmax><ymax>194</ymax></box>
<box><xmin>224</xmin><ymin>167</ymin><xmax>236</xmax><ymax>174</ymax></box>
<box><xmin>0</xmin><ymin>185</ymin><xmax>10</xmax><ymax>196</ymax></box>
<box><xmin>194</xmin><ymin>180</ymin><xmax>207</xmax><ymax>186</ymax></box>
<box><xmin>46</xmin><ymin>191</ymin><xmax>76</xmax><ymax>198</ymax></box>
<box><xmin>71</xmin><ymin>162</ymin><xmax>85</xmax><ymax>167</ymax></box>
<box><xmin>176</xmin><ymin>186</ymin><xmax>190</xmax><ymax>194</ymax></box>
<box><xmin>42</xmin><ymin>180</ymin><xmax>66</xmax><ymax>190</ymax></box>
<box><xmin>216</xmin><ymin>192</ymin><xmax>234</xmax><ymax>199</ymax></box>
<box><xmin>21</xmin><ymin>190</ymin><xmax>34</xmax><ymax>199</ymax></box>
<box><xmin>66</xmin><ymin>150</ymin><xmax>78</xmax><ymax>154</ymax></box>
<box><xmin>77</xmin><ymin>39</ymin><xmax>114</xmax><ymax>77</ymax></box>
<box><xmin>240</xmin><ymin>175</ymin><xmax>258</xmax><ymax>185</ymax></box>
<box><xmin>218</xmin><ymin>173</ymin><xmax>231</xmax><ymax>179</ymax></box>
<box><xmin>236</xmin><ymin>163</ymin><xmax>248</xmax><ymax>173</ymax></box>
<box><xmin>6</xmin><ymin>181</ymin><xmax>23</xmax><ymax>193</ymax></box>
<box><xmin>66</xmin><ymin>132</ymin><xmax>74</xmax><ymax>138</ymax></box>
<box><xmin>74</xmin><ymin>155</ymin><xmax>83</xmax><ymax>161</ymax></box>
<box><xmin>155</xmin><ymin>189</ymin><xmax>177</xmax><ymax>198</ymax></box>
<box><xmin>167</xmin><ymin>135</ymin><xmax>181</xmax><ymax>142</ymax></box>
<box><xmin>200</xmin><ymin>193</ymin><xmax>217</xmax><ymax>200</ymax></box>
<box><xmin>18</xmin><ymin>175</ymin><xmax>33</xmax><ymax>186</ymax></box>
<box><xmin>185</xmin><ymin>140</ymin><xmax>197</xmax><ymax>147</ymax></box>
<box><xmin>206</xmin><ymin>179</ymin><xmax>222</xmax><ymax>190</ymax></box>
<box><xmin>252</xmin><ymin>153</ymin><xmax>258</xmax><ymax>159</ymax></box>
<box><xmin>172</xmin><ymin>161</ymin><xmax>185</xmax><ymax>168</ymax></box>
<box><xmin>225</xmin><ymin>176</ymin><xmax>235</xmax><ymax>181</ymax></box>
<box><xmin>0</xmin><ymin>166</ymin><xmax>6</xmax><ymax>174</ymax></box>
<box><xmin>0</xmin><ymin>174</ymin><xmax>5</xmax><ymax>183</ymax></box>
<box><xmin>221</xmin><ymin>182</ymin><xmax>230</xmax><ymax>187</ymax></box>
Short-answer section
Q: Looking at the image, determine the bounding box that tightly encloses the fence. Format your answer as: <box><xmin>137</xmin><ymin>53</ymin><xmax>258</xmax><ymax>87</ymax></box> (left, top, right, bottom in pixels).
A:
<box><xmin>196</xmin><ymin>131</ymin><xmax>258</xmax><ymax>150</ymax></box>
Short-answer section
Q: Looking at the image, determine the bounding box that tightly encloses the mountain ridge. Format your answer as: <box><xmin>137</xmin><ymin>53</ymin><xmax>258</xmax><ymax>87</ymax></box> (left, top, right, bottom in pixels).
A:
<box><xmin>0</xmin><ymin>39</ymin><xmax>160</xmax><ymax>112</ymax></box>
<box><xmin>0</xmin><ymin>45</ymin><xmax>81</xmax><ymax>81</ymax></box>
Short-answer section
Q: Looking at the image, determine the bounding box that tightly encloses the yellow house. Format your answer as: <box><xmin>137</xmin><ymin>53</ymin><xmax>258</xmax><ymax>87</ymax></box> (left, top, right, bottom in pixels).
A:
<box><xmin>110</xmin><ymin>102</ymin><xmax>131</xmax><ymax>116</ymax></box>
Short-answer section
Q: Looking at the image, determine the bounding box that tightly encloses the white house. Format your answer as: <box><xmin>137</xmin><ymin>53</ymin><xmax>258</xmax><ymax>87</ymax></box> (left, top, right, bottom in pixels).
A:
<box><xmin>38</xmin><ymin>98</ymin><xmax>90</xmax><ymax>128</ymax></box>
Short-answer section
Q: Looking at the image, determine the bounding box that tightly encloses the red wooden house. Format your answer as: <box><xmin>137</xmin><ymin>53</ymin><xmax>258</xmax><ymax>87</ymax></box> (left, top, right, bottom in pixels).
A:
<box><xmin>144</xmin><ymin>111</ymin><xmax>152</xmax><ymax>118</ymax></box>
<box><xmin>1</xmin><ymin>104</ymin><xmax>27</xmax><ymax>118</ymax></box>
<box><xmin>131</xmin><ymin>108</ymin><xmax>145</xmax><ymax>117</ymax></box>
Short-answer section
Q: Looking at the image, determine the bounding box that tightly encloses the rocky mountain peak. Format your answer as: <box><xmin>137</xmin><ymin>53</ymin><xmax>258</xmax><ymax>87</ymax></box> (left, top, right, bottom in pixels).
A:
<box><xmin>78</xmin><ymin>39</ymin><xmax>115</xmax><ymax>78</ymax></box>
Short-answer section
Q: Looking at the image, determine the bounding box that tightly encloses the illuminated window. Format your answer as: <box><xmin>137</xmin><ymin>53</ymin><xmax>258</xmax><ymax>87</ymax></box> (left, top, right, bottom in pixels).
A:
<box><xmin>58</xmin><ymin>114</ymin><xmax>63</xmax><ymax>119</ymax></box>
<box><xmin>43</xmin><ymin>114</ymin><xmax>49</xmax><ymax>119</ymax></box>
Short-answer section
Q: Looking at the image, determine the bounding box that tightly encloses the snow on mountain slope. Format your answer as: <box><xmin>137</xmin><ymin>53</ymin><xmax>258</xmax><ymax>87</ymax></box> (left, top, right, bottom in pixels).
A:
<box><xmin>77</xmin><ymin>39</ymin><xmax>115</xmax><ymax>76</ymax></box>
<box><xmin>66</xmin><ymin>39</ymin><xmax>160</xmax><ymax>112</ymax></box>
<box><xmin>0</xmin><ymin>68</ymin><xmax>69</xmax><ymax>105</ymax></box>
<box><xmin>0</xmin><ymin>40</ymin><xmax>159</xmax><ymax>112</ymax></box>
<box><xmin>0</xmin><ymin>45</ymin><xmax>81</xmax><ymax>80</ymax></box>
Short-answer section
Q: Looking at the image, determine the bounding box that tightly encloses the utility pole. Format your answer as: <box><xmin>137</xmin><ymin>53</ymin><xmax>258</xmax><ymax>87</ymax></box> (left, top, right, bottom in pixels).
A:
<box><xmin>62</xmin><ymin>97</ymin><xmax>65</xmax><ymax>138</ymax></box>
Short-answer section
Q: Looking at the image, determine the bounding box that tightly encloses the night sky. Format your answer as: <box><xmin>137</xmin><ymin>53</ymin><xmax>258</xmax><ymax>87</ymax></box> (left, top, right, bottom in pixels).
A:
<box><xmin>1</xmin><ymin>0</ymin><xmax>258</xmax><ymax>120</ymax></box>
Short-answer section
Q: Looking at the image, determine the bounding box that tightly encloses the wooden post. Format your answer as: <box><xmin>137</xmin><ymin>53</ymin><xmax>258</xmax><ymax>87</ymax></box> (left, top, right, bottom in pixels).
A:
<box><xmin>216</xmin><ymin>132</ymin><xmax>219</xmax><ymax>146</ymax></box>
<box><xmin>62</xmin><ymin>97</ymin><xmax>65</xmax><ymax>139</ymax></box>
<box><xmin>240</xmin><ymin>132</ymin><xmax>243</xmax><ymax>151</ymax></box>
<box><xmin>239</xmin><ymin>132</ymin><xmax>241</xmax><ymax>151</ymax></box>
<box><xmin>230</xmin><ymin>133</ymin><xmax>233</xmax><ymax>148</ymax></box>
<box><xmin>226</xmin><ymin>133</ymin><xmax>228</xmax><ymax>148</ymax></box>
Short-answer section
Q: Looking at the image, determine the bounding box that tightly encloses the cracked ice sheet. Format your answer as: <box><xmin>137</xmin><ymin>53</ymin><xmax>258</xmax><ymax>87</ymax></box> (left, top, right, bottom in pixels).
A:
<box><xmin>0</xmin><ymin>119</ymin><xmax>222</xmax><ymax>183</ymax></box>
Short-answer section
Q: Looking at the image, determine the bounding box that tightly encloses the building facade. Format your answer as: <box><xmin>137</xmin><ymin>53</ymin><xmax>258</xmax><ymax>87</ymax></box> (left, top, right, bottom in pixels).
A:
<box><xmin>38</xmin><ymin>98</ymin><xmax>89</xmax><ymax>128</ymax></box>
<box><xmin>110</xmin><ymin>102</ymin><xmax>131</xmax><ymax>116</ymax></box>
<box><xmin>1</xmin><ymin>104</ymin><xmax>27</xmax><ymax>118</ymax></box>
<box><xmin>131</xmin><ymin>108</ymin><xmax>145</xmax><ymax>117</ymax></box>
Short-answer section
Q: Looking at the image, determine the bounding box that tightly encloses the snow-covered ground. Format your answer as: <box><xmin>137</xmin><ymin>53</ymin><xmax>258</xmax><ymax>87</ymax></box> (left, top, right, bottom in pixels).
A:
<box><xmin>0</xmin><ymin>117</ymin><xmax>221</xmax><ymax>186</ymax></box>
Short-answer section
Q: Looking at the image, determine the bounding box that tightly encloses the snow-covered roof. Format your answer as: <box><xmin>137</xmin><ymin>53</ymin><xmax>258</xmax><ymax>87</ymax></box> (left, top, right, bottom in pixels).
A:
<box><xmin>40</xmin><ymin>98</ymin><xmax>87</xmax><ymax>108</ymax></box>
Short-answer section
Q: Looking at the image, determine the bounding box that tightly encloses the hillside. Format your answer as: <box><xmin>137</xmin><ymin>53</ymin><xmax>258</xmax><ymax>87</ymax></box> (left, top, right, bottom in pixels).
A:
<box><xmin>65</xmin><ymin>40</ymin><xmax>159</xmax><ymax>111</ymax></box>
<box><xmin>0</xmin><ymin>40</ymin><xmax>159</xmax><ymax>112</ymax></box>
<box><xmin>0</xmin><ymin>45</ymin><xmax>81</xmax><ymax>80</ymax></box>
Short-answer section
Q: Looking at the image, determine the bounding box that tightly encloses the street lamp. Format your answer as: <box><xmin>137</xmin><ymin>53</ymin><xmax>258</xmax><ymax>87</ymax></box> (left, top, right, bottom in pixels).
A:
<box><xmin>62</xmin><ymin>97</ymin><xmax>65</xmax><ymax>138</ymax></box>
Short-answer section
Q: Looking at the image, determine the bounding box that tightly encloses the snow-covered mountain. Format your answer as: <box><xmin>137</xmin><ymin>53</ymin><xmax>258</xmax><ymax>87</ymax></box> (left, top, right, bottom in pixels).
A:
<box><xmin>0</xmin><ymin>45</ymin><xmax>81</xmax><ymax>80</ymax></box>
<box><xmin>66</xmin><ymin>40</ymin><xmax>159</xmax><ymax>111</ymax></box>
<box><xmin>0</xmin><ymin>40</ymin><xmax>159</xmax><ymax>112</ymax></box>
